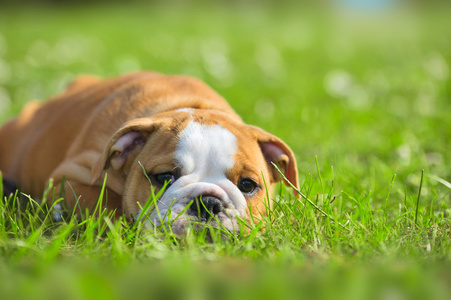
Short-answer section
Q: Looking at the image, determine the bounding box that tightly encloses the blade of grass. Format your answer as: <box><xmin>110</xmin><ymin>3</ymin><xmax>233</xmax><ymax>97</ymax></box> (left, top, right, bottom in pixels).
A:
<box><xmin>415</xmin><ymin>169</ymin><xmax>424</xmax><ymax>227</ymax></box>
<box><xmin>383</xmin><ymin>174</ymin><xmax>396</xmax><ymax>215</ymax></box>
<box><xmin>315</xmin><ymin>156</ymin><xmax>324</xmax><ymax>203</ymax></box>
<box><xmin>426</xmin><ymin>174</ymin><xmax>451</xmax><ymax>189</ymax></box>
<box><xmin>91</xmin><ymin>173</ymin><xmax>108</xmax><ymax>218</ymax></box>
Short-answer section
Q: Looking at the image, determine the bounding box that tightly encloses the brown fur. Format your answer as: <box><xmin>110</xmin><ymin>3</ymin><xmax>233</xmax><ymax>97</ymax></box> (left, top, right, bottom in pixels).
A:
<box><xmin>0</xmin><ymin>72</ymin><xmax>298</xmax><ymax>220</ymax></box>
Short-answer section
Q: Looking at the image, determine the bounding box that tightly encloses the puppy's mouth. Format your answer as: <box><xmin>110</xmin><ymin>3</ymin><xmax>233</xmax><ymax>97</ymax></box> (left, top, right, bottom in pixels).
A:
<box><xmin>139</xmin><ymin>196</ymin><xmax>243</xmax><ymax>237</ymax></box>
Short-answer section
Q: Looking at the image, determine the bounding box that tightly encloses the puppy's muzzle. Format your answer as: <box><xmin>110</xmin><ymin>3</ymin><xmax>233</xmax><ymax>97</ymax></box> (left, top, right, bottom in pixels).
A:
<box><xmin>189</xmin><ymin>195</ymin><xmax>224</xmax><ymax>222</ymax></box>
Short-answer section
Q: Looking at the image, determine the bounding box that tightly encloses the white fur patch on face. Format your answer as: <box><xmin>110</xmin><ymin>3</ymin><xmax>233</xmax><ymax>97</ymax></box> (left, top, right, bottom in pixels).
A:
<box><xmin>175</xmin><ymin>121</ymin><xmax>237</xmax><ymax>178</ymax></box>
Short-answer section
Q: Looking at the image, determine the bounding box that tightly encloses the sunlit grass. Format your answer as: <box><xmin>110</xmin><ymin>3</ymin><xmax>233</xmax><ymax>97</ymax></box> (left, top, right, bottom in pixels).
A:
<box><xmin>0</xmin><ymin>2</ymin><xmax>450</xmax><ymax>299</ymax></box>
<box><xmin>1</xmin><ymin>162</ymin><xmax>451</xmax><ymax>299</ymax></box>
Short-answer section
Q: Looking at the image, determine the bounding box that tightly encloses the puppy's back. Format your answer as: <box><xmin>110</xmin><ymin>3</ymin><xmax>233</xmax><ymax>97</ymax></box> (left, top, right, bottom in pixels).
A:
<box><xmin>0</xmin><ymin>72</ymin><xmax>152</xmax><ymax>194</ymax></box>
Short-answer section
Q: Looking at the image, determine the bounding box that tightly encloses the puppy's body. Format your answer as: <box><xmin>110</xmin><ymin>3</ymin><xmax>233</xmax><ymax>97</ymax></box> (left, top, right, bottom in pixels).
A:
<box><xmin>0</xmin><ymin>72</ymin><xmax>298</xmax><ymax>234</ymax></box>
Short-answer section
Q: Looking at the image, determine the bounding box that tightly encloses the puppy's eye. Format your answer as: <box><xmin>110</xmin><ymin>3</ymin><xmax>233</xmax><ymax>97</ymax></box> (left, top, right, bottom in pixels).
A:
<box><xmin>238</xmin><ymin>178</ymin><xmax>258</xmax><ymax>195</ymax></box>
<box><xmin>151</xmin><ymin>172</ymin><xmax>176</xmax><ymax>187</ymax></box>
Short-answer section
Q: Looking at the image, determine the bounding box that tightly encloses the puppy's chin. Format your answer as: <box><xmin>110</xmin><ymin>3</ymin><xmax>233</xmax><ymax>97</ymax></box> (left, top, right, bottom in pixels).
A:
<box><xmin>138</xmin><ymin>204</ymin><xmax>243</xmax><ymax>238</ymax></box>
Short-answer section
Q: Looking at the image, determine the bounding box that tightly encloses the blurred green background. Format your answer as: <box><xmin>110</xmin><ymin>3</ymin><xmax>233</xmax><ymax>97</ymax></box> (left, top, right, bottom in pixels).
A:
<box><xmin>1</xmin><ymin>2</ymin><xmax>449</xmax><ymax>157</ymax></box>
<box><xmin>1</xmin><ymin>0</ymin><xmax>450</xmax><ymax>197</ymax></box>
<box><xmin>0</xmin><ymin>0</ymin><xmax>450</xmax><ymax>299</ymax></box>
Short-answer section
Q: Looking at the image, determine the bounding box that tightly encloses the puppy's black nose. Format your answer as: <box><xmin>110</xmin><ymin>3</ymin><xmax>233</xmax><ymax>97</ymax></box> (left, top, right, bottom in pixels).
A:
<box><xmin>190</xmin><ymin>195</ymin><xmax>224</xmax><ymax>222</ymax></box>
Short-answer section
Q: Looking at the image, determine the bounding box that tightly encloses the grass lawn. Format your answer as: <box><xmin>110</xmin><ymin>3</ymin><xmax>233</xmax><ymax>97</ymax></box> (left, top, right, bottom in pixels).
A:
<box><xmin>0</xmin><ymin>2</ymin><xmax>450</xmax><ymax>299</ymax></box>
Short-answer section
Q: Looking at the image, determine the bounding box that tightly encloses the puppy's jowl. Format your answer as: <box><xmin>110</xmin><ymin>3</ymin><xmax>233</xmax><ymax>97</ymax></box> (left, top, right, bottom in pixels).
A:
<box><xmin>0</xmin><ymin>72</ymin><xmax>298</xmax><ymax>234</ymax></box>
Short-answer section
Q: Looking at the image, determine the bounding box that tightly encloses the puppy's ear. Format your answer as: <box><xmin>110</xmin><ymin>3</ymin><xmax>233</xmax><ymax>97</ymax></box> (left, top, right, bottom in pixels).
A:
<box><xmin>249</xmin><ymin>126</ymin><xmax>299</xmax><ymax>190</ymax></box>
<box><xmin>91</xmin><ymin>118</ymin><xmax>160</xmax><ymax>184</ymax></box>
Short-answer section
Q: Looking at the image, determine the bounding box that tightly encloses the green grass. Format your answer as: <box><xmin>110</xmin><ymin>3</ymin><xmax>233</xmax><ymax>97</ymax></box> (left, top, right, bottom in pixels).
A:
<box><xmin>1</xmin><ymin>2</ymin><xmax>451</xmax><ymax>299</ymax></box>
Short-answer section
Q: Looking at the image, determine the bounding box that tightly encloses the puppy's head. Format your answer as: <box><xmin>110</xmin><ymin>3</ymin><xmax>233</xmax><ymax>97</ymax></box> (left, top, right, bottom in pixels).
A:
<box><xmin>92</xmin><ymin>109</ymin><xmax>298</xmax><ymax>235</ymax></box>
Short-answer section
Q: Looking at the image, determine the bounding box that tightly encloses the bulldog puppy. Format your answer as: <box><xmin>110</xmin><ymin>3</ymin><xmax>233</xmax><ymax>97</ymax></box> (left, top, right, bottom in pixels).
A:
<box><xmin>0</xmin><ymin>72</ymin><xmax>298</xmax><ymax>234</ymax></box>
